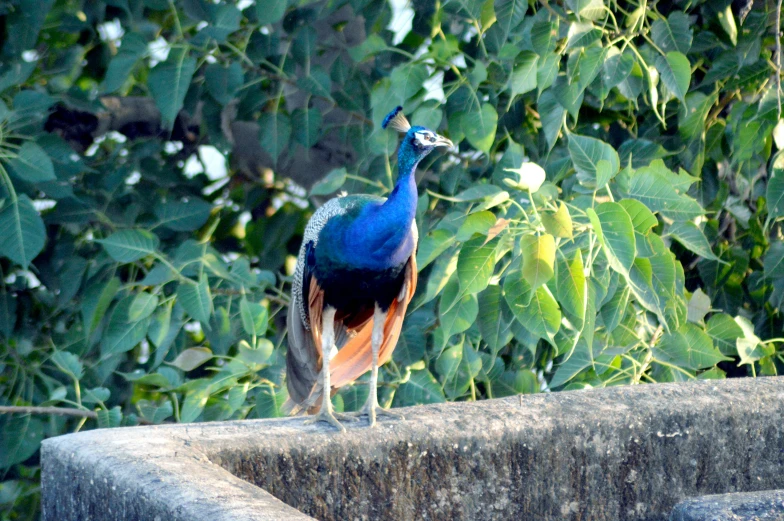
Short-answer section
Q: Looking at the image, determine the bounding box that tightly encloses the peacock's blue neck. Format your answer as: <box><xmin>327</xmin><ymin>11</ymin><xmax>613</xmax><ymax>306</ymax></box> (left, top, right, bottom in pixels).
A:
<box><xmin>383</xmin><ymin>147</ymin><xmax>419</xmax><ymax>222</ymax></box>
<box><xmin>343</xmin><ymin>146</ymin><xmax>420</xmax><ymax>268</ymax></box>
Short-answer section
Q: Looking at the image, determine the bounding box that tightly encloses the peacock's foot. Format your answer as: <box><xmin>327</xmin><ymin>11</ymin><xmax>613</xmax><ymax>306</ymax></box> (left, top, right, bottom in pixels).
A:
<box><xmin>357</xmin><ymin>401</ymin><xmax>405</xmax><ymax>427</ymax></box>
<box><xmin>303</xmin><ymin>408</ymin><xmax>350</xmax><ymax>432</ymax></box>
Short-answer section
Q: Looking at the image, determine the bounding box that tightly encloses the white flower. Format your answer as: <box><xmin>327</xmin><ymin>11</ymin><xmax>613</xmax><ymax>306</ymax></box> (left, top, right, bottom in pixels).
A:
<box><xmin>503</xmin><ymin>162</ymin><xmax>547</xmax><ymax>193</ymax></box>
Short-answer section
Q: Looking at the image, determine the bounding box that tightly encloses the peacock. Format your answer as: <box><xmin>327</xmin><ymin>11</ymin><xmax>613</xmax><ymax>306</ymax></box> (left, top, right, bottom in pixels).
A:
<box><xmin>285</xmin><ymin>106</ymin><xmax>453</xmax><ymax>430</ymax></box>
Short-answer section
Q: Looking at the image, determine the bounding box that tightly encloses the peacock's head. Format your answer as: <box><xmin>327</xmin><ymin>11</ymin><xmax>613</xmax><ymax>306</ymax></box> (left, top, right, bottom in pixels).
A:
<box><xmin>383</xmin><ymin>106</ymin><xmax>453</xmax><ymax>163</ymax></box>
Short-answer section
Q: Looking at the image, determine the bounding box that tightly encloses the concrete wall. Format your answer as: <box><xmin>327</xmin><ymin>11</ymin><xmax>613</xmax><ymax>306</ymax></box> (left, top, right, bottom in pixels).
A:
<box><xmin>42</xmin><ymin>377</ymin><xmax>784</xmax><ymax>521</ymax></box>
<box><xmin>671</xmin><ymin>490</ymin><xmax>784</xmax><ymax>520</ymax></box>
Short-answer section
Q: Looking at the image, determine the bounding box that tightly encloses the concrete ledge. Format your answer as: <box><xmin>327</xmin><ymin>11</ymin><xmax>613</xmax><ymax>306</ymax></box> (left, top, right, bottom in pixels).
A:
<box><xmin>671</xmin><ymin>490</ymin><xmax>784</xmax><ymax>521</ymax></box>
<box><xmin>42</xmin><ymin>377</ymin><xmax>784</xmax><ymax>521</ymax></box>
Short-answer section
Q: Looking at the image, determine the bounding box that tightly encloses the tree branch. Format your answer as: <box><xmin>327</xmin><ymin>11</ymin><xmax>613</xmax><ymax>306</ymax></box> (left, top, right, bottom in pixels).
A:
<box><xmin>0</xmin><ymin>405</ymin><xmax>97</xmax><ymax>419</ymax></box>
<box><xmin>0</xmin><ymin>406</ymin><xmax>155</xmax><ymax>425</ymax></box>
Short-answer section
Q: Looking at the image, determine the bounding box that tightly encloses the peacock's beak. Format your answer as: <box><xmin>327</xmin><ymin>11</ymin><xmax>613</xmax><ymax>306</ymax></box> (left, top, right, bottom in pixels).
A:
<box><xmin>434</xmin><ymin>134</ymin><xmax>454</xmax><ymax>149</ymax></box>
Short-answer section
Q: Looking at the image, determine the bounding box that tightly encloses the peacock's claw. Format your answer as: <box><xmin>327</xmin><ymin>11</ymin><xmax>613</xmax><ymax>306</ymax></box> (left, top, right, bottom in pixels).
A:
<box><xmin>357</xmin><ymin>401</ymin><xmax>405</xmax><ymax>427</ymax></box>
<box><xmin>334</xmin><ymin>412</ymin><xmax>360</xmax><ymax>422</ymax></box>
<box><xmin>303</xmin><ymin>408</ymin><xmax>348</xmax><ymax>432</ymax></box>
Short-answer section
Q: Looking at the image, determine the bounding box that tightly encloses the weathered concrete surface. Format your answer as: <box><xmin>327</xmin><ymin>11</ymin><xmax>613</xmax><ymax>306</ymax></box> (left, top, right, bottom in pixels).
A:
<box><xmin>42</xmin><ymin>377</ymin><xmax>784</xmax><ymax>521</ymax></box>
<box><xmin>671</xmin><ymin>490</ymin><xmax>784</xmax><ymax>520</ymax></box>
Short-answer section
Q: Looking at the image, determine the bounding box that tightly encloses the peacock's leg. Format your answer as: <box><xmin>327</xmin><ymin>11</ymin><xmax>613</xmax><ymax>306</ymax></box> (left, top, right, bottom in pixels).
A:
<box><xmin>359</xmin><ymin>303</ymin><xmax>404</xmax><ymax>427</ymax></box>
<box><xmin>304</xmin><ymin>307</ymin><xmax>348</xmax><ymax>432</ymax></box>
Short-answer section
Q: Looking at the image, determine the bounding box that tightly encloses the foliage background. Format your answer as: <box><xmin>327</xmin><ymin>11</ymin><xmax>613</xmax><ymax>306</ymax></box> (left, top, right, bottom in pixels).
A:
<box><xmin>1</xmin><ymin>0</ymin><xmax>783</xmax><ymax>518</ymax></box>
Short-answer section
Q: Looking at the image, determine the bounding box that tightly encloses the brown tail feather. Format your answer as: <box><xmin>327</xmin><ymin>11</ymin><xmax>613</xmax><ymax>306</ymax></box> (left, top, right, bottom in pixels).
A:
<box><xmin>330</xmin><ymin>256</ymin><xmax>417</xmax><ymax>388</ymax></box>
<box><xmin>293</xmin><ymin>256</ymin><xmax>418</xmax><ymax>413</ymax></box>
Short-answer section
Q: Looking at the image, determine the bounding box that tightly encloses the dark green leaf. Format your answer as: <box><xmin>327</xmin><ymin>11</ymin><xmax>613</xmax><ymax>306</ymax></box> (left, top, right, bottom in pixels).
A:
<box><xmin>7</xmin><ymin>142</ymin><xmax>55</xmax><ymax>182</ymax></box>
<box><xmin>461</xmin><ymin>104</ymin><xmax>498</xmax><ymax>154</ymax></box>
<box><xmin>154</xmin><ymin>198</ymin><xmax>213</xmax><ymax>232</ymax></box>
<box><xmin>177</xmin><ymin>275</ymin><xmax>213</xmax><ymax>324</ymax></box>
<box><xmin>651</xmin><ymin>12</ymin><xmax>693</xmax><ymax>54</ymax></box>
<box><xmin>259</xmin><ymin>111</ymin><xmax>292</xmax><ymax>161</ymax></box>
<box><xmin>0</xmin><ymin>194</ymin><xmax>46</xmax><ymax>267</ymax></box>
<box><xmin>97</xmin><ymin>229</ymin><xmax>159</xmax><ymax>263</ymax></box>
<box><xmin>148</xmin><ymin>48</ymin><xmax>196</xmax><ymax>129</ymax></box>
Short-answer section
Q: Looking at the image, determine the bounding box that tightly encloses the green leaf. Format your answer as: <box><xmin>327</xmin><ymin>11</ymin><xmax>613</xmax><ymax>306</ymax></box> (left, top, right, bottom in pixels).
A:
<box><xmin>309</xmin><ymin>167</ymin><xmax>346</xmax><ymax>196</ymax></box>
<box><xmin>259</xmin><ymin>111</ymin><xmax>292</xmax><ymax>162</ymax></box>
<box><xmin>238</xmin><ymin>339</ymin><xmax>273</xmax><ymax>367</ymax></box>
<box><xmin>256</xmin><ymin>0</ymin><xmax>287</xmax><ymax>24</ymax></box>
<box><xmin>706</xmin><ymin>313</ymin><xmax>742</xmax><ymax>356</ymax></box>
<box><xmin>568</xmin><ymin>134</ymin><xmax>620</xmax><ymax>185</ymax></box>
<box><xmin>102</xmin><ymin>32</ymin><xmax>147</xmax><ymax>93</ymax></box>
<box><xmin>494</xmin><ymin>369</ymin><xmax>539</xmax><ymax>396</ymax></box>
<box><xmin>600</xmin><ymin>284</ymin><xmax>629</xmax><ymax>333</ymax></box>
<box><xmin>96</xmin><ymin>406</ymin><xmax>123</xmax><ymax>428</ymax></box>
<box><xmin>170</xmin><ymin>347</ymin><xmax>213</xmax><ymax>371</ymax></box>
<box><xmin>588</xmin><ymin>202</ymin><xmax>636</xmax><ymax>274</ymax></box>
<box><xmin>417</xmin><ymin>229</ymin><xmax>455</xmax><ymax>270</ymax></box>
<box><xmin>538</xmin><ymin>90</ymin><xmax>564</xmax><ymax>149</ymax></box>
<box><xmin>292</xmin><ymin>106</ymin><xmax>322</xmax><ymax>148</ymax></box>
<box><xmin>254</xmin><ymin>386</ymin><xmax>287</xmax><ymax>418</ymax></box>
<box><xmin>521</xmin><ymin>234</ymin><xmax>555</xmax><ymax>290</ymax></box>
<box><xmin>734</xmin><ymin>316</ymin><xmax>771</xmax><ymax>366</ymax></box>
<box><xmin>240</xmin><ymin>297</ymin><xmax>268</xmax><ymax>337</ymax></box>
<box><xmin>461</xmin><ymin>103</ymin><xmax>498</xmax><ymax>154</ymax></box>
<box><xmin>494</xmin><ymin>0</ymin><xmax>528</xmax><ymax>41</ymax></box>
<box><xmin>552</xmin><ymin>75</ymin><xmax>584</xmax><ymax>119</ymax></box>
<box><xmin>509</xmin><ymin>52</ymin><xmax>538</xmax><ymax>98</ymax></box>
<box><xmin>717</xmin><ymin>5</ymin><xmax>737</xmax><ymax>46</ymax></box>
<box><xmin>202</xmin><ymin>4</ymin><xmax>241</xmax><ymax>42</ymax></box>
<box><xmin>654</xmin><ymin>52</ymin><xmax>690</xmax><ymax>101</ymax></box>
<box><xmin>51</xmin><ymin>351</ymin><xmax>84</xmax><ymax>380</ymax></box>
<box><xmin>82</xmin><ymin>387</ymin><xmax>111</xmax><ymax>404</ymax></box>
<box><xmin>177</xmin><ymin>275</ymin><xmax>213</xmax><ymax>324</ymax></box>
<box><xmin>147</xmin><ymin>302</ymin><xmax>173</xmax><ymax>349</ymax></box>
<box><xmin>457</xmin><ymin>236</ymin><xmax>497</xmax><ymax>295</ymax></box>
<box><xmin>181</xmin><ymin>384</ymin><xmax>211</xmax><ymax>423</ymax></box>
<box><xmin>654</xmin><ymin>323</ymin><xmax>729</xmax><ymax>370</ymax></box>
<box><xmin>618</xmin><ymin>198</ymin><xmax>657</xmax><ymax>235</ymax></box>
<box><xmin>686</xmin><ymin>288</ymin><xmax>711</xmax><ymax>324</ymax></box>
<box><xmin>567</xmin><ymin>0</ymin><xmax>605</xmax><ymax>20</ymax></box>
<box><xmin>7</xmin><ymin>142</ymin><xmax>55</xmax><ymax>182</ymax></box>
<box><xmin>438</xmin><ymin>341</ymin><xmax>482</xmax><ymax>399</ymax></box>
<box><xmin>549</xmin><ymin>338</ymin><xmax>593</xmax><ymax>388</ymax></box>
<box><xmin>154</xmin><ymin>198</ymin><xmax>213</xmax><ymax>232</ymax></box>
<box><xmin>204</xmin><ymin>61</ymin><xmax>243</xmax><ymax>105</ymax></box>
<box><xmin>667</xmin><ymin>221</ymin><xmax>720</xmax><ymax>261</ymax></box>
<box><xmin>623</xmin><ymin>167</ymin><xmax>704</xmax><ymax>220</ymax></box>
<box><xmin>566</xmin><ymin>22</ymin><xmax>602</xmax><ymax>49</ymax></box>
<box><xmin>542</xmin><ymin>202</ymin><xmax>573</xmax><ymax>239</ymax></box>
<box><xmin>767</xmin><ymin>160</ymin><xmax>784</xmax><ymax>218</ymax></box>
<box><xmin>556</xmin><ymin>250</ymin><xmax>586</xmax><ymax>327</ymax></box>
<box><xmin>764</xmin><ymin>241</ymin><xmax>784</xmax><ymax>280</ymax></box>
<box><xmin>0</xmin><ymin>416</ymin><xmax>44</xmax><ymax>468</ymax></box>
<box><xmin>0</xmin><ymin>194</ymin><xmax>45</xmax><ymax>268</ymax></box>
<box><xmin>456</xmin><ymin>211</ymin><xmax>496</xmax><ymax>242</ymax></box>
<box><xmin>393</xmin><ymin>369</ymin><xmax>446</xmax><ymax>406</ymax></box>
<box><xmin>531</xmin><ymin>20</ymin><xmax>557</xmax><ymax>55</ymax></box>
<box><xmin>601</xmin><ymin>48</ymin><xmax>635</xmax><ymax>90</ymax></box>
<box><xmin>504</xmin><ymin>277</ymin><xmax>560</xmax><ymax>341</ymax></box>
<box><xmin>97</xmin><ymin>229</ymin><xmax>159</xmax><ymax>263</ymax></box>
<box><xmin>651</xmin><ymin>12</ymin><xmax>693</xmax><ymax>54</ymax></box>
<box><xmin>228</xmin><ymin>382</ymin><xmax>249</xmax><ymax>412</ymax></box>
<box><xmin>477</xmin><ymin>285</ymin><xmax>514</xmax><ymax>353</ymax></box>
<box><xmin>148</xmin><ymin>47</ymin><xmax>196</xmax><ymax>129</ymax></box>
<box><xmin>129</xmin><ymin>292</ymin><xmax>158</xmax><ymax>322</ymax></box>
<box><xmin>82</xmin><ymin>277</ymin><xmax>121</xmax><ymax>335</ymax></box>
<box><xmin>440</xmin><ymin>292</ymin><xmax>478</xmax><ymax>339</ymax></box>
<box><xmin>102</xmin><ymin>297</ymin><xmax>153</xmax><ymax>356</ymax></box>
